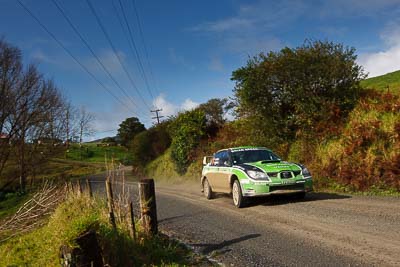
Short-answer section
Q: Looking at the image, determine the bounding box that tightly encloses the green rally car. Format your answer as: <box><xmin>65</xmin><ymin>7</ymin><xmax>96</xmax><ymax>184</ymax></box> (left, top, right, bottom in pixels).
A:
<box><xmin>201</xmin><ymin>146</ymin><xmax>313</xmax><ymax>208</ymax></box>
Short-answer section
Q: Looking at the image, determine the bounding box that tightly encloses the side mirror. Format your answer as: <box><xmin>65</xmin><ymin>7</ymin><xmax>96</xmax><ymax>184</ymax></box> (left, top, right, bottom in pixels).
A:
<box><xmin>203</xmin><ymin>156</ymin><xmax>213</xmax><ymax>166</ymax></box>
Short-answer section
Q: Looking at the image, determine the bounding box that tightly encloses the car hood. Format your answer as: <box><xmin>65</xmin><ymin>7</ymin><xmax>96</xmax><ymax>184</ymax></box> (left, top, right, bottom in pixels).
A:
<box><xmin>242</xmin><ymin>161</ymin><xmax>301</xmax><ymax>173</ymax></box>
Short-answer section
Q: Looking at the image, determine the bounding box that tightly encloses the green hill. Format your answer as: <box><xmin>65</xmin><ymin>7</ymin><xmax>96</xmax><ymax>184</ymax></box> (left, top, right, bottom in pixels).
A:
<box><xmin>361</xmin><ymin>70</ymin><xmax>400</xmax><ymax>92</ymax></box>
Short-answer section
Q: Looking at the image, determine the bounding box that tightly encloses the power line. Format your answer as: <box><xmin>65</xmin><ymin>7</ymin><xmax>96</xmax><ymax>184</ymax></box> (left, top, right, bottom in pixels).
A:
<box><xmin>85</xmin><ymin>0</ymin><xmax>152</xmax><ymax>110</ymax></box>
<box><xmin>131</xmin><ymin>0</ymin><xmax>161</xmax><ymax>97</ymax></box>
<box><xmin>50</xmin><ymin>0</ymin><xmax>145</xmax><ymax>118</ymax></box>
<box><xmin>116</xmin><ymin>0</ymin><xmax>155</xmax><ymax>101</ymax></box>
<box><xmin>16</xmin><ymin>0</ymin><xmax>136</xmax><ymax>115</ymax></box>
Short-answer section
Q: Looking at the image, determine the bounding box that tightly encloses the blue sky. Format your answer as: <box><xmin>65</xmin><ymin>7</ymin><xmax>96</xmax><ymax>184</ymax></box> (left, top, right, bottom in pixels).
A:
<box><xmin>1</xmin><ymin>0</ymin><xmax>400</xmax><ymax>139</ymax></box>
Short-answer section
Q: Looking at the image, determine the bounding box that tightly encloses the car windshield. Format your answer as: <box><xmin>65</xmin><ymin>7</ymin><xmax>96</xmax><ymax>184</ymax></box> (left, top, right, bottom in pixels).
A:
<box><xmin>231</xmin><ymin>149</ymin><xmax>281</xmax><ymax>164</ymax></box>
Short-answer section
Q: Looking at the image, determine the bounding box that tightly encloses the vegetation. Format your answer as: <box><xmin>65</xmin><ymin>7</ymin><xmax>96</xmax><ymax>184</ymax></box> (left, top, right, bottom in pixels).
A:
<box><xmin>0</xmin><ymin>192</ymin><xmax>30</xmax><ymax>220</ymax></box>
<box><xmin>130</xmin><ymin>121</ymin><xmax>171</xmax><ymax>174</ymax></box>
<box><xmin>232</xmin><ymin>40</ymin><xmax>365</xmax><ymax>144</ymax></box>
<box><xmin>129</xmin><ymin>40</ymin><xmax>399</xmax><ymax>195</ymax></box>
<box><xmin>0</xmin><ymin>39</ymin><xmax>96</xmax><ymax>192</ymax></box>
<box><xmin>169</xmin><ymin>109</ymin><xmax>207</xmax><ymax>175</ymax></box>
<box><xmin>117</xmin><ymin>117</ymin><xmax>146</xmax><ymax>147</ymax></box>
<box><xmin>0</xmin><ymin>194</ymin><xmax>194</xmax><ymax>266</ymax></box>
<box><xmin>361</xmin><ymin>70</ymin><xmax>400</xmax><ymax>92</ymax></box>
<box><xmin>65</xmin><ymin>143</ymin><xmax>132</xmax><ymax>164</ymax></box>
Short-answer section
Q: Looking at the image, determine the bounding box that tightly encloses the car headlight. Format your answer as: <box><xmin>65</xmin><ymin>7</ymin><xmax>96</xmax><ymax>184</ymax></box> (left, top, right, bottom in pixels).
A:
<box><xmin>247</xmin><ymin>170</ymin><xmax>270</xmax><ymax>180</ymax></box>
<box><xmin>301</xmin><ymin>167</ymin><xmax>312</xmax><ymax>178</ymax></box>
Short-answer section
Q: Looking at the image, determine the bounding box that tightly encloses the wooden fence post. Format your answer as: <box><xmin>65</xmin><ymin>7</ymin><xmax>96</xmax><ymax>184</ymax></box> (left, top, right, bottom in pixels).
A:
<box><xmin>68</xmin><ymin>181</ymin><xmax>74</xmax><ymax>194</ymax></box>
<box><xmin>105</xmin><ymin>180</ymin><xmax>116</xmax><ymax>229</ymax></box>
<box><xmin>129</xmin><ymin>202</ymin><xmax>136</xmax><ymax>241</ymax></box>
<box><xmin>139</xmin><ymin>179</ymin><xmax>158</xmax><ymax>235</ymax></box>
<box><xmin>86</xmin><ymin>179</ymin><xmax>92</xmax><ymax>198</ymax></box>
<box><xmin>77</xmin><ymin>180</ymin><xmax>83</xmax><ymax>196</ymax></box>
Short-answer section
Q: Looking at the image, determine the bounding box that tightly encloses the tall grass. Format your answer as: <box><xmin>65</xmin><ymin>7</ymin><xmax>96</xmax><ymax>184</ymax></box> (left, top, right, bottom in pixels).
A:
<box><xmin>0</xmin><ymin>192</ymin><xmax>193</xmax><ymax>266</ymax></box>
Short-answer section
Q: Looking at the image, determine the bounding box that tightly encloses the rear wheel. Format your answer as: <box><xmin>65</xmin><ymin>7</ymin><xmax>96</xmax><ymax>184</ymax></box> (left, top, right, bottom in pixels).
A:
<box><xmin>203</xmin><ymin>178</ymin><xmax>213</xmax><ymax>199</ymax></box>
<box><xmin>232</xmin><ymin>180</ymin><xmax>246</xmax><ymax>208</ymax></box>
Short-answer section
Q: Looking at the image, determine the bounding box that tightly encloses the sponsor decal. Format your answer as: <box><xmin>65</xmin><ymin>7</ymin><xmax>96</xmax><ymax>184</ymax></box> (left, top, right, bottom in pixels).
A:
<box><xmin>231</xmin><ymin>147</ymin><xmax>264</xmax><ymax>152</ymax></box>
<box><xmin>232</xmin><ymin>165</ymin><xmax>245</xmax><ymax>171</ymax></box>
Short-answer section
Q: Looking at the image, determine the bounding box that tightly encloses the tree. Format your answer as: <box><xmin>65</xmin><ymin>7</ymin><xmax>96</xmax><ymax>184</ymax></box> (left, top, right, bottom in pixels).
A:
<box><xmin>168</xmin><ymin>109</ymin><xmax>206</xmax><ymax>174</ymax></box>
<box><xmin>0</xmin><ymin>38</ymin><xmax>22</xmax><ymax>179</ymax></box>
<box><xmin>117</xmin><ymin>117</ymin><xmax>145</xmax><ymax>147</ymax></box>
<box><xmin>77</xmin><ymin>106</ymin><xmax>95</xmax><ymax>147</ymax></box>
<box><xmin>130</xmin><ymin>121</ymin><xmax>171</xmax><ymax>172</ymax></box>
<box><xmin>232</xmin><ymin>40</ymin><xmax>366</xmax><ymax>142</ymax></box>
<box><xmin>197</xmin><ymin>98</ymin><xmax>234</xmax><ymax>136</ymax></box>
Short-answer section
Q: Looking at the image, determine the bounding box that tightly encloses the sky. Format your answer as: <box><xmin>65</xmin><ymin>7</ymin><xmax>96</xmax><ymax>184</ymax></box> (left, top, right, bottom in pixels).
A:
<box><xmin>1</xmin><ymin>0</ymin><xmax>400</xmax><ymax>140</ymax></box>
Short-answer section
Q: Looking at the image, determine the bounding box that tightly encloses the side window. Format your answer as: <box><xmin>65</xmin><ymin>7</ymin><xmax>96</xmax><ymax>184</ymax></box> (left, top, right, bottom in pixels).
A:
<box><xmin>219</xmin><ymin>151</ymin><xmax>231</xmax><ymax>166</ymax></box>
<box><xmin>213</xmin><ymin>151</ymin><xmax>223</xmax><ymax>166</ymax></box>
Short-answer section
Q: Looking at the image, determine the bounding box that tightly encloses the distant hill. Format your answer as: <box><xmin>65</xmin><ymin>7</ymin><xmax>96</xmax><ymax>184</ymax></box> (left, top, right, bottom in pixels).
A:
<box><xmin>86</xmin><ymin>136</ymin><xmax>116</xmax><ymax>144</ymax></box>
<box><xmin>361</xmin><ymin>70</ymin><xmax>400</xmax><ymax>92</ymax></box>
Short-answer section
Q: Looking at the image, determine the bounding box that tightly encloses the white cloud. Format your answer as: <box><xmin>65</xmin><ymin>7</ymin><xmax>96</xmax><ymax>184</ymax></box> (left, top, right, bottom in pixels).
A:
<box><xmin>152</xmin><ymin>94</ymin><xmax>199</xmax><ymax>118</ymax></box>
<box><xmin>181</xmin><ymin>99</ymin><xmax>199</xmax><ymax>110</ymax></box>
<box><xmin>152</xmin><ymin>94</ymin><xmax>178</xmax><ymax>117</ymax></box>
<box><xmin>358</xmin><ymin>21</ymin><xmax>400</xmax><ymax>77</ymax></box>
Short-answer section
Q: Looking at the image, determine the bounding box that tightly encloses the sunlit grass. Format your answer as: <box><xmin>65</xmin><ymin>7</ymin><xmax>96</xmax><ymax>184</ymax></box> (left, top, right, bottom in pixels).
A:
<box><xmin>0</xmin><ymin>194</ymin><xmax>194</xmax><ymax>266</ymax></box>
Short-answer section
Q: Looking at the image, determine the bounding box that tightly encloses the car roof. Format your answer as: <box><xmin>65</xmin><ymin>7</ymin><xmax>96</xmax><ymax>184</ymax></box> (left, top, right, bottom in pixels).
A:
<box><xmin>215</xmin><ymin>146</ymin><xmax>271</xmax><ymax>154</ymax></box>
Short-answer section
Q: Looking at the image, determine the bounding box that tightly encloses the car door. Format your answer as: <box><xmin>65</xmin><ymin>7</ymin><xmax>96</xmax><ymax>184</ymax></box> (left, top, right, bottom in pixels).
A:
<box><xmin>206</xmin><ymin>151</ymin><xmax>223</xmax><ymax>192</ymax></box>
<box><xmin>212</xmin><ymin>150</ymin><xmax>231</xmax><ymax>193</ymax></box>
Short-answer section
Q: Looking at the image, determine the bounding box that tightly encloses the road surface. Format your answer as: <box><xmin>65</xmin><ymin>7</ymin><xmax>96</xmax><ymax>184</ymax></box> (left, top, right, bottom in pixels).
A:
<box><xmin>90</xmin><ymin>171</ymin><xmax>400</xmax><ymax>266</ymax></box>
<box><xmin>155</xmin><ymin>182</ymin><xmax>400</xmax><ymax>266</ymax></box>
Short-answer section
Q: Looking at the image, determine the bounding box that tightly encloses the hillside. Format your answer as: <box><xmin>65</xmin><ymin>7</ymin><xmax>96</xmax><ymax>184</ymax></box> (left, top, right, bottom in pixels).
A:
<box><xmin>143</xmin><ymin>71</ymin><xmax>400</xmax><ymax>194</ymax></box>
<box><xmin>361</xmin><ymin>70</ymin><xmax>400</xmax><ymax>92</ymax></box>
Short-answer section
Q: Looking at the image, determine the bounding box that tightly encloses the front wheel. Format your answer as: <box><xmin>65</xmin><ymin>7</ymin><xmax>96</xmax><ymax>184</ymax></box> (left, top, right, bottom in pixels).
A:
<box><xmin>232</xmin><ymin>180</ymin><xmax>246</xmax><ymax>208</ymax></box>
<box><xmin>203</xmin><ymin>178</ymin><xmax>213</xmax><ymax>199</ymax></box>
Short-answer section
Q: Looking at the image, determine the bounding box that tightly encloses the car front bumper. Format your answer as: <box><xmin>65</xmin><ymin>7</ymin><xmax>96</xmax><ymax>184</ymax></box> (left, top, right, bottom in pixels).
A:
<box><xmin>241</xmin><ymin>179</ymin><xmax>313</xmax><ymax>197</ymax></box>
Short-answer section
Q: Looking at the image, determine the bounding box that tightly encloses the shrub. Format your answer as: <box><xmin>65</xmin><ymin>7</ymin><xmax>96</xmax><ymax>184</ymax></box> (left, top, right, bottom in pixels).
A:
<box><xmin>168</xmin><ymin>109</ymin><xmax>206</xmax><ymax>175</ymax></box>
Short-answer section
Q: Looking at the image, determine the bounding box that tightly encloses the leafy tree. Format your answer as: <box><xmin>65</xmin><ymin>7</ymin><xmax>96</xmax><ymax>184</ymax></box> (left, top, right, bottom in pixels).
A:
<box><xmin>197</xmin><ymin>98</ymin><xmax>234</xmax><ymax>136</ymax></box>
<box><xmin>130</xmin><ymin>121</ymin><xmax>171</xmax><ymax>172</ymax></box>
<box><xmin>232</xmin><ymin>40</ymin><xmax>366</xmax><ymax>142</ymax></box>
<box><xmin>117</xmin><ymin>117</ymin><xmax>145</xmax><ymax>147</ymax></box>
<box><xmin>168</xmin><ymin>109</ymin><xmax>206</xmax><ymax>175</ymax></box>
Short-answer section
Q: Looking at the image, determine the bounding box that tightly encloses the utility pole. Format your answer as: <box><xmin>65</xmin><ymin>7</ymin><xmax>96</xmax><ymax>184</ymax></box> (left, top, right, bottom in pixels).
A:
<box><xmin>151</xmin><ymin>108</ymin><xmax>164</xmax><ymax>124</ymax></box>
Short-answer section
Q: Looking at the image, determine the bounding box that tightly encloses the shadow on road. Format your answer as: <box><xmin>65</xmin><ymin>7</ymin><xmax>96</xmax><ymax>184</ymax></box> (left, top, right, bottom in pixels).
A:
<box><xmin>190</xmin><ymin>234</ymin><xmax>261</xmax><ymax>255</ymax></box>
<box><xmin>210</xmin><ymin>191</ymin><xmax>351</xmax><ymax>208</ymax></box>
<box><xmin>250</xmin><ymin>192</ymin><xmax>351</xmax><ymax>207</ymax></box>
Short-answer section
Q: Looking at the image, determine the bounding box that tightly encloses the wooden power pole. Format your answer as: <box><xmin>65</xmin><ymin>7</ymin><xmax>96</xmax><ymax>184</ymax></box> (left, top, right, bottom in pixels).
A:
<box><xmin>151</xmin><ymin>108</ymin><xmax>164</xmax><ymax>124</ymax></box>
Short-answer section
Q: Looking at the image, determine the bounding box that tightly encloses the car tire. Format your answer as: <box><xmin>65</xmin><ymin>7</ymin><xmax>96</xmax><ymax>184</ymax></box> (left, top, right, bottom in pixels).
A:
<box><xmin>203</xmin><ymin>178</ymin><xmax>213</xmax><ymax>199</ymax></box>
<box><xmin>232</xmin><ymin>180</ymin><xmax>246</xmax><ymax>208</ymax></box>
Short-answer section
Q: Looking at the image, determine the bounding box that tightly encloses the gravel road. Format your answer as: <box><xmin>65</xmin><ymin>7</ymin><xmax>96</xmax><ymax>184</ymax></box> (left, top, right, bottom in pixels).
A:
<box><xmin>89</xmin><ymin>172</ymin><xmax>400</xmax><ymax>266</ymax></box>
<box><xmin>155</xmin><ymin>182</ymin><xmax>400</xmax><ymax>266</ymax></box>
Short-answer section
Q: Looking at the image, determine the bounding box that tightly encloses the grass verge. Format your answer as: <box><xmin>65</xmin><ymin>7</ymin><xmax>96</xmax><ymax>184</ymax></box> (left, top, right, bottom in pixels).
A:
<box><xmin>0</xmin><ymin>194</ymin><xmax>197</xmax><ymax>266</ymax></box>
<box><xmin>0</xmin><ymin>192</ymin><xmax>30</xmax><ymax>221</ymax></box>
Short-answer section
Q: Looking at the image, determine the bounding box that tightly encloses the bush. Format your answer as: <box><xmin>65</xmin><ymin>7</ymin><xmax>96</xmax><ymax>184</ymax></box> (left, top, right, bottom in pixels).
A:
<box><xmin>169</xmin><ymin>109</ymin><xmax>206</xmax><ymax>175</ymax></box>
<box><xmin>130</xmin><ymin>121</ymin><xmax>171</xmax><ymax>173</ymax></box>
<box><xmin>232</xmin><ymin>40</ymin><xmax>365</xmax><ymax>144</ymax></box>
